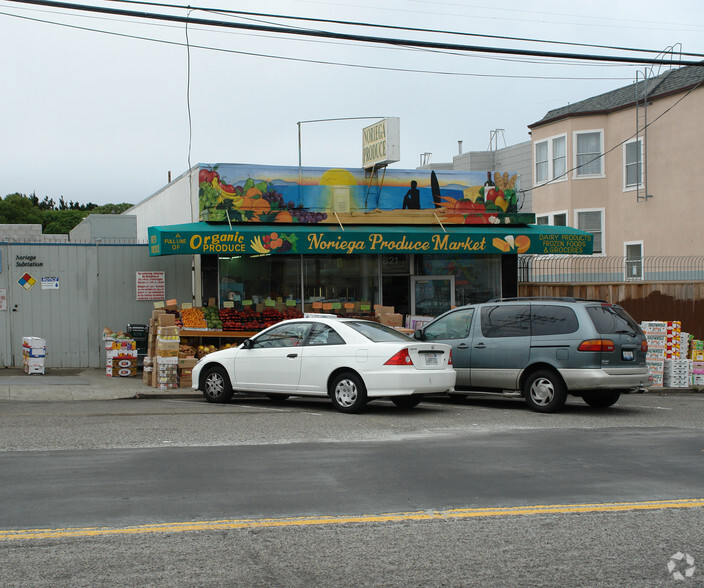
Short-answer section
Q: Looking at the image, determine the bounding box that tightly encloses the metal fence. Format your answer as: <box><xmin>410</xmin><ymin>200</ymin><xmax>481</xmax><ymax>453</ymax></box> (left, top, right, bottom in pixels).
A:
<box><xmin>518</xmin><ymin>255</ymin><xmax>704</xmax><ymax>283</ymax></box>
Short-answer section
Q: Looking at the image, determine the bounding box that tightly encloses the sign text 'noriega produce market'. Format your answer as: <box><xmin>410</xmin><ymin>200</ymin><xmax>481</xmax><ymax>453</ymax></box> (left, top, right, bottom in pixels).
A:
<box><xmin>149</xmin><ymin>226</ymin><xmax>593</xmax><ymax>257</ymax></box>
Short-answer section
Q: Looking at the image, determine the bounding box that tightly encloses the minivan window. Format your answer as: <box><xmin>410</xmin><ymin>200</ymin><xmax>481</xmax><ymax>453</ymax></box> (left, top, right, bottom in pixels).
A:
<box><xmin>423</xmin><ymin>308</ymin><xmax>474</xmax><ymax>340</ymax></box>
<box><xmin>531</xmin><ymin>305</ymin><xmax>579</xmax><ymax>336</ymax></box>
<box><xmin>481</xmin><ymin>305</ymin><xmax>530</xmax><ymax>338</ymax></box>
<box><xmin>586</xmin><ymin>304</ymin><xmax>641</xmax><ymax>336</ymax></box>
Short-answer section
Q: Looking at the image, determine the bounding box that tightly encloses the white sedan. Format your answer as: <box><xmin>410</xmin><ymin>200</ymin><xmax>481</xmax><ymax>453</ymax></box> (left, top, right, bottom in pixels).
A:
<box><xmin>192</xmin><ymin>317</ymin><xmax>455</xmax><ymax>413</ymax></box>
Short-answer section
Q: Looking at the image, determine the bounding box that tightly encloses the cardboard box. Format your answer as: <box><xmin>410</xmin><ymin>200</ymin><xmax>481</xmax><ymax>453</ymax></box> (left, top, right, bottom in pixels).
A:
<box><xmin>179</xmin><ymin>378</ymin><xmax>193</xmax><ymax>388</ymax></box>
<box><xmin>378</xmin><ymin>313</ymin><xmax>403</xmax><ymax>327</ymax></box>
<box><xmin>374</xmin><ymin>305</ymin><xmax>395</xmax><ymax>316</ymax></box>
<box><xmin>152</xmin><ymin>309</ymin><xmax>166</xmax><ymax>320</ymax></box>
<box><xmin>157</xmin><ymin>325</ymin><xmax>179</xmax><ymax>337</ymax></box>
<box><xmin>178</xmin><ymin>357</ymin><xmax>198</xmax><ymax>369</ymax></box>
<box><xmin>158</xmin><ymin>313</ymin><xmax>176</xmax><ymax>326</ymax></box>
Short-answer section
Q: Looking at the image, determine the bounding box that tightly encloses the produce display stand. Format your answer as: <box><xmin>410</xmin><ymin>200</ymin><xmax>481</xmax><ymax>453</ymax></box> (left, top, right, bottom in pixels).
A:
<box><xmin>179</xmin><ymin>329</ymin><xmax>258</xmax><ymax>339</ymax></box>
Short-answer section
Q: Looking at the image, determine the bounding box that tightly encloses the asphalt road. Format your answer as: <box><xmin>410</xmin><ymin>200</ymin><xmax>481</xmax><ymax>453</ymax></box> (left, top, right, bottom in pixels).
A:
<box><xmin>1</xmin><ymin>392</ymin><xmax>703</xmax><ymax>587</ymax></box>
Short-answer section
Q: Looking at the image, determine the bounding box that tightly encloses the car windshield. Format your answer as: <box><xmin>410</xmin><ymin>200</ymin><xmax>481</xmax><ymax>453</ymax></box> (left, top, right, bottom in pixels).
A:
<box><xmin>344</xmin><ymin>320</ymin><xmax>412</xmax><ymax>342</ymax></box>
<box><xmin>586</xmin><ymin>304</ymin><xmax>641</xmax><ymax>336</ymax></box>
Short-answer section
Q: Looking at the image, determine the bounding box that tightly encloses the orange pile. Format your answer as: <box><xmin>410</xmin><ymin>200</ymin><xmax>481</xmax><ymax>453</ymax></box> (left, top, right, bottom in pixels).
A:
<box><xmin>181</xmin><ymin>307</ymin><xmax>207</xmax><ymax>328</ymax></box>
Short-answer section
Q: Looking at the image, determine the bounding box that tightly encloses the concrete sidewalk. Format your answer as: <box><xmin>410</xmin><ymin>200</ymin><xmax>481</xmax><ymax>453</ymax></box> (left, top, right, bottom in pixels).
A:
<box><xmin>0</xmin><ymin>368</ymin><xmax>200</xmax><ymax>401</ymax></box>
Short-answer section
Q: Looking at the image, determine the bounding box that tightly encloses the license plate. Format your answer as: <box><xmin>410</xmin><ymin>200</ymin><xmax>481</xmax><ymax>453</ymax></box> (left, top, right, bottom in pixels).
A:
<box><xmin>425</xmin><ymin>353</ymin><xmax>438</xmax><ymax>365</ymax></box>
<box><xmin>622</xmin><ymin>350</ymin><xmax>634</xmax><ymax>361</ymax></box>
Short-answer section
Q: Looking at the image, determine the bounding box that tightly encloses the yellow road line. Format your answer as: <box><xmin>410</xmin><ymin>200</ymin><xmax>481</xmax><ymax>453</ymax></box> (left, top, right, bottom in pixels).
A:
<box><xmin>2</xmin><ymin>498</ymin><xmax>703</xmax><ymax>541</ymax></box>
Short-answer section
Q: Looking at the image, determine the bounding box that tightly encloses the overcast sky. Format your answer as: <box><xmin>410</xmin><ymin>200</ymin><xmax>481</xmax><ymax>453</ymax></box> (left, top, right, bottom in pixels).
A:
<box><xmin>1</xmin><ymin>0</ymin><xmax>702</xmax><ymax>206</ymax></box>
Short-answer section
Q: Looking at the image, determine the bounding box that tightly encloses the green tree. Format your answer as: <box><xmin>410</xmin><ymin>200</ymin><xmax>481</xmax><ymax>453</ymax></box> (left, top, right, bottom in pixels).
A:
<box><xmin>0</xmin><ymin>193</ymin><xmax>43</xmax><ymax>224</ymax></box>
<box><xmin>90</xmin><ymin>203</ymin><xmax>133</xmax><ymax>215</ymax></box>
<box><xmin>1</xmin><ymin>193</ymin><xmax>134</xmax><ymax>233</ymax></box>
<box><xmin>42</xmin><ymin>209</ymin><xmax>89</xmax><ymax>234</ymax></box>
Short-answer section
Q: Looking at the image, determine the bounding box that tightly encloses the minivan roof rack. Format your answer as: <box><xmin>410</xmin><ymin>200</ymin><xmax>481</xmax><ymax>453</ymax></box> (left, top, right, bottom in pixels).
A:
<box><xmin>486</xmin><ymin>297</ymin><xmax>608</xmax><ymax>303</ymax></box>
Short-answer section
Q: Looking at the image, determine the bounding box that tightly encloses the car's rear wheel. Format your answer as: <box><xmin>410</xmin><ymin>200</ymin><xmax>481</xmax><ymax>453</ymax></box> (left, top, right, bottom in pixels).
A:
<box><xmin>582</xmin><ymin>390</ymin><xmax>621</xmax><ymax>408</ymax></box>
<box><xmin>523</xmin><ymin>369</ymin><xmax>567</xmax><ymax>413</ymax></box>
<box><xmin>201</xmin><ymin>366</ymin><xmax>234</xmax><ymax>403</ymax></box>
<box><xmin>391</xmin><ymin>395</ymin><xmax>423</xmax><ymax>409</ymax></box>
<box><xmin>329</xmin><ymin>372</ymin><xmax>367</xmax><ymax>414</ymax></box>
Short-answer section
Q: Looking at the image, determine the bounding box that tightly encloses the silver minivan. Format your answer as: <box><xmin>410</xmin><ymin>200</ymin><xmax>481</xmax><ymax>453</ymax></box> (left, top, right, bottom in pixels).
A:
<box><xmin>413</xmin><ymin>297</ymin><xmax>652</xmax><ymax>412</ymax></box>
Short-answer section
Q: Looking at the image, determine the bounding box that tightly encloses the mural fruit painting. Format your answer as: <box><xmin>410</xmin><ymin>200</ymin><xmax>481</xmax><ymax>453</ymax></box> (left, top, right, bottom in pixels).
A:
<box><xmin>492</xmin><ymin>235</ymin><xmax>530</xmax><ymax>253</ymax></box>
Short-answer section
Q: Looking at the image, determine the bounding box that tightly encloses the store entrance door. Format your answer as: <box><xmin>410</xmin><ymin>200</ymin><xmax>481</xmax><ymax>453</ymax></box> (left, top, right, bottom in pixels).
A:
<box><xmin>410</xmin><ymin>276</ymin><xmax>455</xmax><ymax>317</ymax></box>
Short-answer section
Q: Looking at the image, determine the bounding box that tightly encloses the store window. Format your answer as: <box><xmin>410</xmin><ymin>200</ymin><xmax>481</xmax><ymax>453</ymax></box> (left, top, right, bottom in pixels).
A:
<box><xmin>415</xmin><ymin>254</ymin><xmax>501</xmax><ymax>307</ymax></box>
<box><xmin>574</xmin><ymin>130</ymin><xmax>603</xmax><ymax>177</ymax></box>
<box><xmin>218</xmin><ymin>255</ymin><xmax>301</xmax><ymax>307</ymax></box>
<box><xmin>304</xmin><ymin>255</ymin><xmax>379</xmax><ymax>307</ymax></box>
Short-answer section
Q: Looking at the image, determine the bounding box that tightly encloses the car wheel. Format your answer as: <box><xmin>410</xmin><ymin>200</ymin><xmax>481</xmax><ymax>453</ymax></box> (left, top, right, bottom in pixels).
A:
<box><xmin>582</xmin><ymin>391</ymin><xmax>621</xmax><ymax>408</ymax></box>
<box><xmin>391</xmin><ymin>395</ymin><xmax>423</xmax><ymax>409</ymax></box>
<box><xmin>201</xmin><ymin>366</ymin><xmax>234</xmax><ymax>403</ymax></box>
<box><xmin>523</xmin><ymin>369</ymin><xmax>567</xmax><ymax>413</ymax></box>
<box><xmin>329</xmin><ymin>372</ymin><xmax>368</xmax><ymax>414</ymax></box>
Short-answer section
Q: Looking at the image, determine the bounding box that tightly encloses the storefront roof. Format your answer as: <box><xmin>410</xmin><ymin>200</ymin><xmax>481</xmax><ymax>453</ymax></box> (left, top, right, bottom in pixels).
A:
<box><xmin>148</xmin><ymin>222</ymin><xmax>593</xmax><ymax>257</ymax></box>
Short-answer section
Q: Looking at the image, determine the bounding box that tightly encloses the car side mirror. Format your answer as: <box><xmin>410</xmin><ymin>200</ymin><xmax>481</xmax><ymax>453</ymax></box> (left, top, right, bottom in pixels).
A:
<box><xmin>413</xmin><ymin>329</ymin><xmax>424</xmax><ymax>340</ymax></box>
<box><xmin>241</xmin><ymin>338</ymin><xmax>253</xmax><ymax>349</ymax></box>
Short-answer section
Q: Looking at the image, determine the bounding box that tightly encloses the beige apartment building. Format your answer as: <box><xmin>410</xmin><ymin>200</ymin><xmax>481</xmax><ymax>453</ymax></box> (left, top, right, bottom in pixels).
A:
<box><xmin>528</xmin><ymin>63</ymin><xmax>704</xmax><ymax>274</ymax></box>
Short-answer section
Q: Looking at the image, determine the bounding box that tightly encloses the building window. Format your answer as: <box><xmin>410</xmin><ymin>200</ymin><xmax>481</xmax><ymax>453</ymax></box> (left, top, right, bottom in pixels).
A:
<box><xmin>625</xmin><ymin>242</ymin><xmax>643</xmax><ymax>280</ymax></box>
<box><xmin>552</xmin><ymin>136</ymin><xmax>566</xmax><ymax>180</ymax></box>
<box><xmin>624</xmin><ymin>139</ymin><xmax>643</xmax><ymax>189</ymax></box>
<box><xmin>536</xmin><ymin>211</ymin><xmax>568</xmax><ymax>227</ymax></box>
<box><xmin>575</xmin><ymin>131</ymin><xmax>603</xmax><ymax>176</ymax></box>
<box><xmin>534</xmin><ymin>134</ymin><xmax>567</xmax><ymax>185</ymax></box>
<box><xmin>535</xmin><ymin>141</ymin><xmax>548</xmax><ymax>184</ymax></box>
<box><xmin>576</xmin><ymin>209</ymin><xmax>604</xmax><ymax>254</ymax></box>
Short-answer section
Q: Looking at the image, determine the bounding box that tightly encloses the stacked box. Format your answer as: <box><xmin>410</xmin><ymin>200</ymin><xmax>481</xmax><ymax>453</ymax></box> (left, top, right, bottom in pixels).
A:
<box><xmin>155</xmin><ymin>322</ymin><xmax>180</xmax><ymax>389</ymax></box>
<box><xmin>691</xmin><ymin>360</ymin><xmax>704</xmax><ymax>387</ymax></box>
<box><xmin>178</xmin><ymin>356</ymin><xmax>197</xmax><ymax>388</ymax></box>
<box><xmin>641</xmin><ymin>320</ymin><xmax>690</xmax><ymax>386</ymax></box>
<box><xmin>105</xmin><ymin>337</ymin><xmax>138</xmax><ymax>377</ymax></box>
<box><xmin>665</xmin><ymin>321</ymin><xmax>682</xmax><ymax>359</ymax></box>
<box><xmin>142</xmin><ymin>356</ymin><xmax>154</xmax><ymax>384</ymax></box>
<box><xmin>22</xmin><ymin>336</ymin><xmax>46</xmax><ymax>375</ymax></box>
<box><xmin>664</xmin><ymin>359</ymin><xmax>690</xmax><ymax>388</ymax></box>
<box><xmin>641</xmin><ymin>322</ymin><xmax>666</xmax><ymax>387</ymax></box>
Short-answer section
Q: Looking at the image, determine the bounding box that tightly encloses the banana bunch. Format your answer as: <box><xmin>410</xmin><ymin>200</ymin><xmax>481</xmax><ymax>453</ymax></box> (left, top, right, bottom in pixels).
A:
<box><xmin>493</xmin><ymin>172</ymin><xmax>517</xmax><ymax>191</ymax></box>
<box><xmin>211</xmin><ymin>178</ymin><xmax>244</xmax><ymax>207</ymax></box>
<box><xmin>250</xmin><ymin>236</ymin><xmax>269</xmax><ymax>254</ymax></box>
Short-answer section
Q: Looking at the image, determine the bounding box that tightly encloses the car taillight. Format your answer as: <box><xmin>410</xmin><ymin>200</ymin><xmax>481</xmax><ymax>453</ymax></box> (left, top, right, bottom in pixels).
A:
<box><xmin>578</xmin><ymin>339</ymin><xmax>615</xmax><ymax>352</ymax></box>
<box><xmin>641</xmin><ymin>340</ymin><xmax>648</xmax><ymax>352</ymax></box>
<box><xmin>384</xmin><ymin>349</ymin><xmax>413</xmax><ymax>365</ymax></box>
<box><xmin>448</xmin><ymin>350</ymin><xmax>453</xmax><ymax>366</ymax></box>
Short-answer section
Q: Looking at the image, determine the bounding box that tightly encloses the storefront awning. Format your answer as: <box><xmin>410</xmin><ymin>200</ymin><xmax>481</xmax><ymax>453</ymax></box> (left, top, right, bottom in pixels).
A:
<box><xmin>148</xmin><ymin>222</ymin><xmax>593</xmax><ymax>257</ymax></box>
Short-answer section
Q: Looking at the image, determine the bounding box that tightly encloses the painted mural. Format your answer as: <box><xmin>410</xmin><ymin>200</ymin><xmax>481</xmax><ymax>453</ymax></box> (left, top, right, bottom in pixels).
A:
<box><xmin>198</xmin><ymin>164</ymin><xmax>533</xmax><ymax>225</ymax></box>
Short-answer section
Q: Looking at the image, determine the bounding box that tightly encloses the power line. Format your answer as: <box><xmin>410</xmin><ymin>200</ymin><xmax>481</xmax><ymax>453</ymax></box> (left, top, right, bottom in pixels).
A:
<box><xmin>0</xmin><ymin>10</ymin><xmax>637</xmax><ymax>81</ymax></box>
<box><xmin>4</xmin><ymin>0</ymin><xmax>704</xmax><ymax>66</ymax></box>
<box><xmin>98</xmin><ymin>0</ymin><xmax>704</xmax><ymax>60</ymax></box>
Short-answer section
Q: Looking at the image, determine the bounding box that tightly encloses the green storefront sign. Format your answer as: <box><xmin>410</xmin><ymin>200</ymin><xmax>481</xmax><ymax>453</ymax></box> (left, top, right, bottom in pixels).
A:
<box><xmin>149</xmin><ymin>223</ymin><xmax>593</xmax><ymax>257</ymax></box>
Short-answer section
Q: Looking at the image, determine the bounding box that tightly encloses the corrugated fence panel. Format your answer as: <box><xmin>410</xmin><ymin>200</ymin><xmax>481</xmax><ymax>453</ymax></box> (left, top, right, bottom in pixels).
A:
<box><xmin>0</xmin><ymin>244</ymin><xmax>11</xmax><ymax>366</ymax></box>
<box><xmin>3</xmin><ymin>244</ymin><xmax>92</xmax><ymax>368</ymax></box>
<box><xmin>1</xmin><ymin>242</ymin><xmax>193</xmax><ymax>368</ymax></box>
<box><xmin>95</xmin><ymin>244</ymin><xmax>193</xmax><ymax>367</ymax></box>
